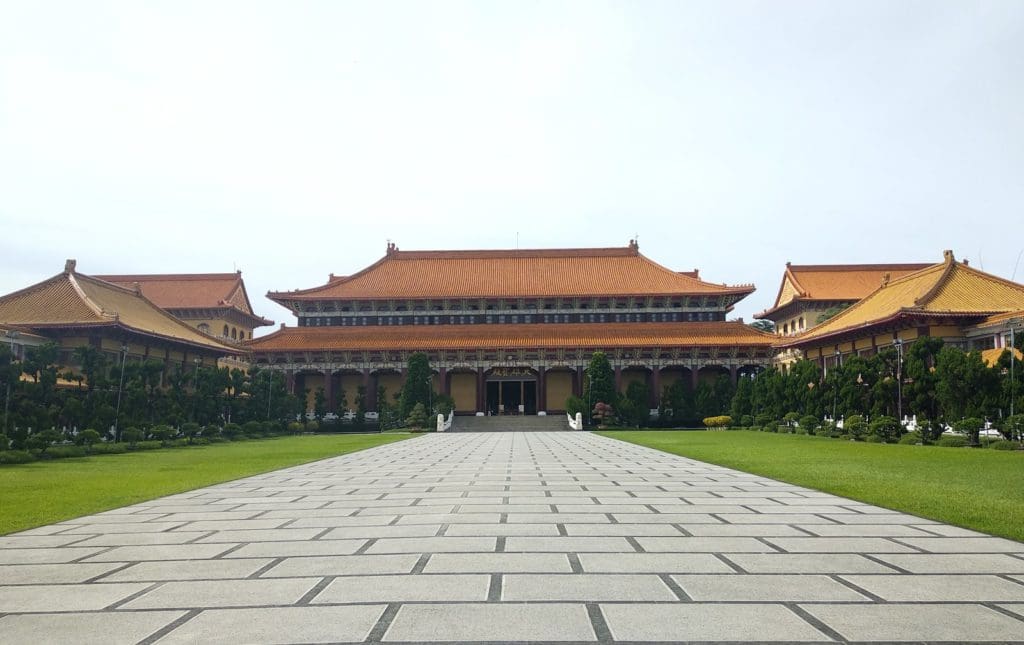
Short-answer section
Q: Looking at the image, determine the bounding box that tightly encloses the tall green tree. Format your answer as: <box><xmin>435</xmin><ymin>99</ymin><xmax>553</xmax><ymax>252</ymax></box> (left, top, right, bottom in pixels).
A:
<box><xmin>935</xmin><ymin>346</ymin><xmax>998</xmax><ymax>421</ymax></box>
<box><xmin>584</xmin><ymin>352</ymin><xmax>616</xmax><ymax>414</ymax></box>
<box><xmin>399</xmin><ymin>353</ymin><xmax>433</xmax><ymax>419</ymax></box>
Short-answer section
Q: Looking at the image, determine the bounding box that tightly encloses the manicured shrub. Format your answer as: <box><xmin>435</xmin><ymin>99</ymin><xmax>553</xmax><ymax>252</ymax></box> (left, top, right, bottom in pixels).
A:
<box><xmin>776</xmin><ymin>425</ymin><xmax>789</xmax><ymax>434</ymax></box>
<box><xmin>799</xmin><ymin>415</ymin><xmax>819</xmax><ymax>433</ymax></box>
<box><xmin>844</xmin><ymin>415</ymin><xmax>866</xmax><ymax>441</ymax></box>
<box><xmin>869</xmin><ymin>416</ymin><xmax>902</xmax><ymax>443</ymax></box>
<box><xmin>952</xmin><ymin>418</ymin><xmax>984</xmax><ymax>445</ymax></box>
<box><xmin>180</xmin><ymin>422</ymin><xmax>201</xmax><ymax>444</ymax></box>
<box><xmin>703</xmin><ymin>415</ymin><xmax>732</xmax><ymax>429</ymax></box>
<box><xmin>26</xmin><ymin>429</ymin><xmax>63</xmax><ymax>453</ymax></box>
<box><xmin>989</xmin><ymin>440</ymin><xmax>1019</xmax><ymax>450</ymax></box>
<box><xmin>133</xmin><ymin>440</ymin><xmax>163</xmax><ymax>451</ymax></box>
<box><xmin>207</xmin><ymin>436</ymin><xmax>229</xmax><ymax>444</ymax></box>
<box><xmin>937</xmin><ymin>435</ymin><xmax>968</xmax><ymax>448</ymax></box>
<box><xmin>764</xmin><ymin>425</ymin><xmax>778</xmax><ymax>433</ymax></box>
<box><xmin>76</xmin><ymin>429</ymin><xmax>102</xmax><ymax>453</ymax></box>
<box><xmin>865</xmin><ymin>434</ymin><xmax>884</xmax><ymax>443</ymax></box>
<box><xmin>90</xmin><ymin>442</ymin><xmax>128</xmax><ymax>455</ymax></box>
<box><xmin>121</xmin><ymin>427</ymin><xmax>144</xmax><ymax>447</ymax></box>
<box><xmin>838</xmin><ymin>434</ymin><xmax>851</xmax><ymax>441</ymax></box>
<box><xmin>192</xmin><ymin>437</ymin><xmax>210</xmax><ymax>446</ymax></box>
<box><xmin>795</xmin><ymin>426</ymin><xmax>808</xmax><ymax>435</ymax></box>
<box><xmin>782</xmin><ymin>412</ymin><xmax>800</xmax><ymax>427</ymax></box>
<box><xmin>306</xmin><ymin>419</ymin><xmax>320</xmax><ymax>433</ymax></box>
<box><xmin>898</xmin><ymin>432</ymin><xmax>922</xmax><ymax>445</ymax></box>
<box><xmin>222</xmin><ymin>423</ymin><xmax>242</xmax><ymax>440</ymax></box>
<box><xmin>287</xmin><ymin>421</ymin><xmax>304</xmax><ymax>435</ymax></box>
<box><xmin>740</xmin><ymin>415</ymin><xmax>753</xmax><ymax>427</ymax></box>
<box><xmin>243</xmin><ymin>421</ymin><xmax>263</xmax><ymax>437</ymax></box>
<box><xmin>45</xmin><ymin>445</ymin><xmax>87</xmax><ymax>459</ymax></box>
<box><xmin>754</xmin><ymin>413</ymin><xmax>774</xmax><ymax>428</ymax></box>
<box><xmin>148</xmin><ymin>425</ymin><xmax>176</xmax><ymax>445</ymax></box>
<box><xmin>0</xmin><ymin>450</ymin><xmax>35</xmax><ymax>464</ymax></box>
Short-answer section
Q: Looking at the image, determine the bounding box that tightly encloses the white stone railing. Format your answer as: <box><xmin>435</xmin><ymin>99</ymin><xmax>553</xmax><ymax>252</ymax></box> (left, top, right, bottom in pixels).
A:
<box><xmin>567</xmin><ymin>412</ymin><xmax>584</xmax><ymax>430</ymax></box>
<box><xmin>437</xmin><ymin>410</ymin><xmax>454</xmax><ymax>432</ymax></box>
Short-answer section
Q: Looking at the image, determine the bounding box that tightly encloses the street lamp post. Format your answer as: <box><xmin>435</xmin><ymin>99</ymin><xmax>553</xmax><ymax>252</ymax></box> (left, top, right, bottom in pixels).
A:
<box><xmin>113</xmin><ymin>344</ymin><xmax>129</xmax><ymax>442</ymax></box>
<box><xmin>832</xmin><ymin>350</ymin><xmax>841</xmax><ymax>422</ymax></box>
<box><xmin>893</xmin><ymin>338</ymin><xmax>904</xmax><ymax>426</ymax></box>
<box><xmin>425</xmin><ymin>376</ymin><xmax>432</xmax><ymax>416</ymax></box>
<box><xmin>3</xmin><ymin>330</ymin><xmax>19</xmax><ymax>436</ymax></box>
<box><xmin>1010</xmin><ymin>318</ymin><xmax>1021</xmax><ymax>421</ymax></box>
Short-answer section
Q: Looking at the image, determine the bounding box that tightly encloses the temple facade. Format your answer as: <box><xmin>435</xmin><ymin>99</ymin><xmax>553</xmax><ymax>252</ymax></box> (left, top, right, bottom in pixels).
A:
<box><xmin>776</xmin><ymin>251</ymin><xmax>1024</xmax><ymax>371</ymax></box>
<box><xmin>249</xmin><ymin>242</ymin><xmax>775</xmax><ymax>415</ymax></box>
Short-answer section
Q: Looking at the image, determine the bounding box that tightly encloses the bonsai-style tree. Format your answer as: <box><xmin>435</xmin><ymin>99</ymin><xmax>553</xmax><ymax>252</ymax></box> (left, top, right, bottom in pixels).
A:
<box><xmin>77</xmin><ymin>429</ymin><xmax>101</xmax><ymax>453</ymax></box>
<box><xmin>405</xmin><ymin>402</ymin><xmax>428</xmax><ymax>430</ymax></box>
<box><xmin>584</xmin><ymin>352</ymin><xmax>616</xmax><ymax>425</ymax></box>
<box><xmin>400</xmin><ymin>353</ymin><xmax>433</xmax><ymax>419</ymax></box>
<box><xmin>592</xmin><ymin>401</ymin><xmax>615</xmax><ymax>428</ymax></box>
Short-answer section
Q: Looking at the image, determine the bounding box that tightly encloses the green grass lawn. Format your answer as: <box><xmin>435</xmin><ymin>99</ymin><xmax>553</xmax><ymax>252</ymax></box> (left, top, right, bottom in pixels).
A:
<box><xmin>600</xmin><ymin>430</ymin><xmax>1024</xmax><ymax>542</ymax></box>
<box><xmin>0</xmin><ymin>433</ymin><xmax>413</xmax><ymax>535</ymax></box>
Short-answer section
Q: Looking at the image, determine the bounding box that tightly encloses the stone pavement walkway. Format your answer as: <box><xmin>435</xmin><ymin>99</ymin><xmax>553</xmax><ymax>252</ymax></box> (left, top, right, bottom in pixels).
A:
<box><xmin>2</xmin><ymin>432</ymin><xmax>1024</xmax><ymax>644</ymax></box>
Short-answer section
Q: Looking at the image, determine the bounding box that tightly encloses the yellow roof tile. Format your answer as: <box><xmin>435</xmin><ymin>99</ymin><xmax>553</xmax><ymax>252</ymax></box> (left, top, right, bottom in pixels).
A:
<box><xmin>269</xmin><ymin>245</ymin><xmax>754</xmax><ymax>302</ymax></box>
<box><xmin>0</xmin><ymin>263</ymin><xmax>241</xmax><ymax>354</ymax></box>
<box><xmin>779</xmin><ymin>251</ymin><xmax>1024</xmax><ymax>347</ymax></box>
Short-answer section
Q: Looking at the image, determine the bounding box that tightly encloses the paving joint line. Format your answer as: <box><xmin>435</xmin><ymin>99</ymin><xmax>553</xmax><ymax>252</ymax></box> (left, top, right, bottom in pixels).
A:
<box><xmin>784</xmin><ymin>602</ymin><xmax>849</xmax><ymax>642</ymax></box>
<box><xmin>135</xmin><ymin>608</ymin><xmax>202</xmax><ymax>645</ymax></box>
<box><xmin>248</xmin><ymin>557</ymin><xmax>285</xmax><ymax>579</ymax></box>
<box><xmin>585</xmin><ymin>602</ymin><xmax>613</xmax><ymax>642</ymax></box>
<box><xmin>296</xmin><ymin>576</ymin><xmax>336</xmax><ymax>605</ymax></box>
<box><xmin>829</xmin><ymin>575</ymin><xmax>886</xmax><ymax>601</ymax></box>
<box><xmin>103</xmin><ymin>581</ymin><xmax>165</xmax><ymax>610</ymax></box>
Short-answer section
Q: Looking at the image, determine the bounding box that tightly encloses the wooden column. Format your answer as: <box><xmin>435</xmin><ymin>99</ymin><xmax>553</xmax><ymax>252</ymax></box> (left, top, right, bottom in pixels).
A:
<box><xmin>729</xmin><ymin>365</ymin><xmax>739</xmax><ymax>385</ymax></box>
<box><xmin>691</xmin><ymin>368</ymin><xmax>699</xmax><ymax>390</ymax></box>
<box><xmin>439</xmin><ymin>367</ymin><xmax>449</xmax><ymax>396</ymax></box>
<box><xmin>363</xmin><ymin>370</ymin><xmax>377</xmax><ymax>411</ymax></box>
<box><xmin>476</xmin><ymin>368</ymin><xmax>485</xmax><ymax>412</ymax></box>
<box><xmin>574</xmin><ymin>366</ymin><xmax>584</xmax><ymax>397</ymax></box>
<box><xmin>614</xmin><ymin>366</ymin><xmax>623</xmax><ymax>393</ymax></box>
<box><xmin>537</xmin><ymin>368</ymin><xmax>546</xmax><ymax>413</ymax></box>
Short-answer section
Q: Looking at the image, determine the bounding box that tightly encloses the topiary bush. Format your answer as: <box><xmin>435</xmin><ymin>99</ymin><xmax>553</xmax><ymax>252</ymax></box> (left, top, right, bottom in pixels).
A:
<box><xmin>91</xmin><ymin>442</ymin><xmax>128</xmax><ymax>455</ymax></box>
<box><xmin>148</xmin><ymin>425</ymin><xmax>176</xmax><ymax>445</ymax></box>
<box><xmin>133</xmin><ymin>440</ymin><xmax>163</xmax><ymax>451</ymax></box>
<box><xmin>754</xmin><ymin>413</ymin><xmax>774</xmax><ymax>428</ymax></box>
<box><xmin>844</xmin><ymin>415</ymin><xmax>866</xmax><ymax>441</ymax></box>
<box><xmin>76</xmin><ymin>429</ymin><xmax>102</xmax><ymax>453</ymax></box>
<box><xmin>703</xmin><ymin>415</ymin><xmax>732</xmax><ymax>429</ymax></box>
<box><xmin>740</xmin><ymin>415</ymin><xmax>753</xmax><ymax>427</ymax></box>
<box><xmin>287</xmin><ymin>421</ymin><xmax>304</xmax><ymax>436</ymax></box>
<box><xmin>952</xmin><ymin>418</ymin><xmax>984</xmax><ymax>446</ymax></box>
<box><xmin>869</xmin><ymin>416</ymin><xmax>902</xmax><ymax>443</ymax></box>
<box><xmin>783</xmin><ymin>412</ymin><xmax>800</xmax><ymax>428</ymax></box>
<box><xmin>221</xmin><ymin>423</ymin><xmax>242</xmax><ymax>440</ymax></box>
<box><xmin>989</xmin><ymin>440</ymin><xmax>1019</xmax><ymax>450</ymax></box>
<box><xmin>865</xmin><ymin>434</ymin><xmax>884</xmax><ymax>443</ymax></box>
<box><xmin>799</xmin><ymin>415</ymin><xmax>819</xmax><ymax>433</ymax></box>
<box><xmin>898</xmin><ymin>432</ymin><xmax>921</xmax><ymax>445</ymax></box>
<box><xmin>121</xmin><ymin>427</ymin><xmax>144</xmax><ymax>447</ymax></box>
<box><xmin>937</xmin><ymin>435</ymin><xmax>968</xmax><ymax>448</ymax></box>
<box><xmin>0</xmin><ymin>450</ymin><xmax>35</xmax><ymax>464</ymax></box>
<box><xmin>180</xmin><ymin>422</ymin><xmax>202</xmax><ymax>444</ymax></box>
<box><xmin>243</xmin><ymin>421</ymin><xmax>263</xmax><ymax>437</ymax></box>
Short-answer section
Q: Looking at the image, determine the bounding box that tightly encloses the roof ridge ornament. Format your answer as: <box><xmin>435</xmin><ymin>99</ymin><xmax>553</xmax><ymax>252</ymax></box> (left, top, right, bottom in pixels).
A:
<box><xmin>64</xmin><ymin>259</ymin><xmax>77</xmax><ymax>274</ymax></box>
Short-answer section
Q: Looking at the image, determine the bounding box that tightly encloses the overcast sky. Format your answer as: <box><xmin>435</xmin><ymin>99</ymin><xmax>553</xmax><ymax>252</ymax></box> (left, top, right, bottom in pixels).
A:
<box><xmin>2</xmin><ymin>1</ymin><xmax>1022</xmax><ymax>331</ymax></box>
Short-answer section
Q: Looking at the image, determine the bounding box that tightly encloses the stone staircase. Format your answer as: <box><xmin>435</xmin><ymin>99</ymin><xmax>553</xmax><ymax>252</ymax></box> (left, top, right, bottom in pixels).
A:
<box><xmin>450</xmin><ymin>414</ymin><xmax>572</xmax><ymax>432</ymax></box>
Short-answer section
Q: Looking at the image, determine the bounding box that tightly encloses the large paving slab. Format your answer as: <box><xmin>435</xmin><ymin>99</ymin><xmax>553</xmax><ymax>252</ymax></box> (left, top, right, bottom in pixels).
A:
<box><xmin>2</xmin><ymin>431</ymin><xmax>1024</xmax><ymax>644</ymax></box>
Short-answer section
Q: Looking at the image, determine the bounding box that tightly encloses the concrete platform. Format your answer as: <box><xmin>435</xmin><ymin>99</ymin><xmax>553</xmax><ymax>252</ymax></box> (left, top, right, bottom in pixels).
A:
<box><xmin>2</xmin><ymin>431</ymin><xmax>1023</xmax><ymax>643</ymax></box>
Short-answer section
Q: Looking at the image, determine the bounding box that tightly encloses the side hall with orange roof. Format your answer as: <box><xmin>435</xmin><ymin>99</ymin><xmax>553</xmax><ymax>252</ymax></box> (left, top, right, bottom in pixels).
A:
<box><xmin>776</xmin><ymin>251</ymin><xmax>1024</xmax><ymax>372</ymax></box>
<box><xmin>0</xmin><ymin>260</ymin><xmax>241</xmax><ymax>379</ymax></box>
<box><xmin>95</xmin><ymin>271</ymin><xmax>273</xmax><ymax>345</ymax></box>
<box><xmin>251</xmin><ymin>241</ymin><xmax>774</xmax><ymax>416</ymax></box>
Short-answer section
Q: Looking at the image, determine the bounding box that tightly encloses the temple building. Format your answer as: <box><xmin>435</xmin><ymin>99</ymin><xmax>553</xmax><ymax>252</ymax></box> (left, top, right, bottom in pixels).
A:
<box><xmin>95</xmin><ymin>271</ymin><xmax>273</xmax><ymax>344</ymax></box>
<box><xmin>777</xmin><ymin>250</ymin><xmax>1024</xmax><ymax>370</ymax></box>
<box><xmin>0</xmin><ymin>260</ymin><xmax>240</xmax><ymax>374</ymax></box>
<box><xmin>249</xmin><ymin>242</ymin><xmax>775</xmax><ymax>415</ymax></box>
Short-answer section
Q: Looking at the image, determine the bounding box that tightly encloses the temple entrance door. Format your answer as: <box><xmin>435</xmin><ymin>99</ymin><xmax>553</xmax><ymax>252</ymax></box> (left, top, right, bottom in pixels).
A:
<box><xmin>485</xmin><ymin>378</ymin><xmax>538</xmax><ymax>415</ymax></box>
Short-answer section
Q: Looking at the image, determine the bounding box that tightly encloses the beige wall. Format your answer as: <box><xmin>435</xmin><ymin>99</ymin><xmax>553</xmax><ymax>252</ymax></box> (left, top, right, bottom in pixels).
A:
<box><xmin>545</xmin><ymin>371</ymin><xmax>573</xmax><ymax>411</ymax></box>
<box><xmin>376</xmin><ymin>373</ymin><xmax>404</xmax><ymax>403</ymax></box>
<box><xmin>450</xmin><ymin>372</ymin><xmax>477</xmax><ymax>413</ymax></box>
<box><xmin>339</xmin><ymin>374</ymin><xmax>363</xmax><ymax>410</ymax></box>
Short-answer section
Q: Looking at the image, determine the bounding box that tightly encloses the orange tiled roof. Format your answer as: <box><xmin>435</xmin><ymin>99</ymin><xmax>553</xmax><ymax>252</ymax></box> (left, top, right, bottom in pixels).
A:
<box><xmin>0</xmin><ymin>261</ymin><xmax>241</xmax><ymax>354</ymax></box>
<box><xmin>247</xmin><ymin>321</ymin><xmax>774</xmax><ymax>353</ymax></box>
<box><xmin>757</xmin><ymin>262</ymin><xmax>931</xmax><ymax>318</ymax></box>
<box><xmin>779</xmin><ymin>251</ymin><xmax>1024</xmax><ymax>347</ymax></box>
<box><xmin>268</xmin><ymin>244</ymin><xmax>754</xmax><ymax>302</ymax></box>
<box><xmin>982</xmin><ymin>347</ymin><xmax>1023</xmax><ymax>367</ymax></box>
<box><xmin>975</xmin><ymin>309</ymin><xmax>1024</xmax><ymax>329</ymax></box>
<box><xmin>96</xmin><ymin>272</ymin><xmax>272</xmax><ymax>326</ymax></box>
